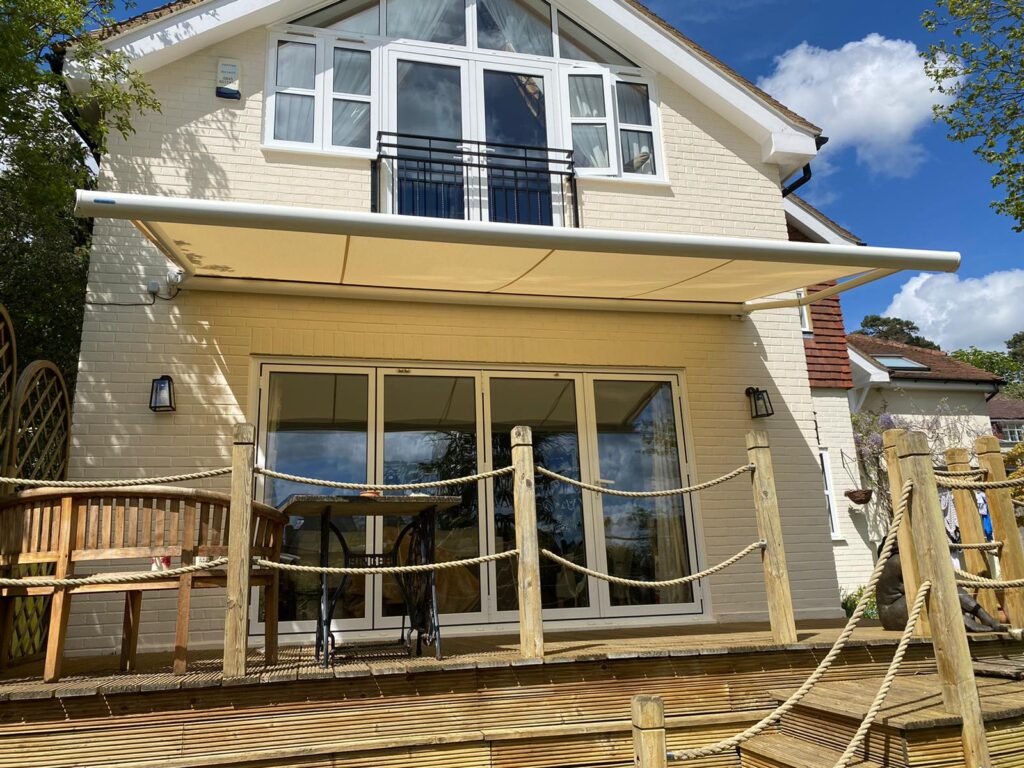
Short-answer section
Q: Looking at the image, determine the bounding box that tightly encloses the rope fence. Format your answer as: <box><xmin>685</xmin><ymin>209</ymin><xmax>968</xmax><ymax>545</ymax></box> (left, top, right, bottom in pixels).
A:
<box><xmin>933</xmin><ymin>469</ymin><xmax>986</xmax><ymax>478</ymax></box>
<box><xmin>542</xmin><ymin>541</ymin><xmax>765</xmax><ymax>589</ymax></box>
<box><xmin>0</xmin><ymin>468</ymin><xmax>231</xmax><ymax>488</ymax></box>
<box><xmin>0</xmin><ymin>557</ymin><xmax>228</xmax><ymax>588</ymax></box>
<box><xmin>667</xmin><ymin>481</ymin><xmax>913</xmax><ymax>762</ymax></box>
<box><xmin>832</xmin><ymin>580</ymin><xmax>931</xmax><ymax>768</ymax></box>
<box><xmin>951</xmin><ymin>541</ymin><xmax>1002</xmax><ymax>552</ymax></box>
<box><xmin>256</xmin><ymin>549</ymin><xmax>518</xmax><ymax>576</ymax></box>
<box><xmin>955</xmin><ymin>568</ymin><xmax>1024</xmax><ymax>590</ymax></box>
<box><xmin>255</xmin><ymin>466</ymin><xmax>514</xmax><ymax>491</ymax></box>
<box><xmin>934</xmin><ymin>475</ymin><xmax>1024</xmax><ymax>491</ymax></box>
<box><xmin>536</xmin><ymin>463</ymin><xmax>754</xmax><ymax>498</ymax></box>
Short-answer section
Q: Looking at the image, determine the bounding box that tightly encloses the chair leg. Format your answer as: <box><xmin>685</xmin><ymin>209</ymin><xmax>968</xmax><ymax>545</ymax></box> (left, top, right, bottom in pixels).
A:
<box><xmin>0</xmin><ymin>596</ymin><xmax>14</xmax><ymax>671</ymax></box>
<box><xmin>43</xmin><ymin>589</ymin><xmax>72</xmax><ymax>683</ymax></box>
<box><xmin>264</xmin><ymin>574</ymin><xmax>279</xmax><ymax>666</ymax></box>
<box><xmin>120</xmin><ymin>591</ymin><xmax>143</xmax><ymax>673</ymax></box>
<box><xmin>172</xmin><ymin>576</ymin><xmax>192</xmax><ymax>675</ymax></box>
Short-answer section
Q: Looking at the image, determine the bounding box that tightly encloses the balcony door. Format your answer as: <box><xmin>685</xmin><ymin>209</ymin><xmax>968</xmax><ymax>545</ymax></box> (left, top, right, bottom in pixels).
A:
<box><xmin>386</xmin><ymin>50</ymin><xmax>559</xmax><ymax>224</ymax></box>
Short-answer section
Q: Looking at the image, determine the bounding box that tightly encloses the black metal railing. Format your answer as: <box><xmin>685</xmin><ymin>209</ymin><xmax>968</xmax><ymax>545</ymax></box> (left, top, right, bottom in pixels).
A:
<box><xmin>376</xmin><ymin>132</ymin><xmax>579</xmax><ymax>228</ymax></box>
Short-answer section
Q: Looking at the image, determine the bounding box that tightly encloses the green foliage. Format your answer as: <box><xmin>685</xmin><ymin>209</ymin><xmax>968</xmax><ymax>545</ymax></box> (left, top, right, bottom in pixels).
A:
<box><xmin>855</xmin><ymin>315</ymin><xmax>941</xmax><ymax>350</ymax></box>
<box><xmin>1008</xmin><ymin>331</ymin><xmax>1024</xmax><ymax>364</ymax></box>
<box><xmin>922</xmin><ymin>1</ymin><xmax>1024</xmax><ymax>232</ymax></box>
<box><xmin>951</xmin><ymin>345</ymin><xmax>1024</xmax><ymax>381</ymax></box>
<box><xmin>0</xmin><ymin>0</ymin><xmax>159</xmax><ymax>385</ymax></box>
<box><xmin>840</xmin><ymin>585</ymin><xmax>878</xmax><ymax>619</ymax></box>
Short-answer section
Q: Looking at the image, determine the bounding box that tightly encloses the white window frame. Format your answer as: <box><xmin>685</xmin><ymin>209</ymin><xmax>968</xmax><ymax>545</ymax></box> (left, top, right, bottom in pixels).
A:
<box><xmin>795</xmin><ymin>289</ymin><xmax>812</xmax><ymax>333</ymax></box>
<box><xmin>262</xmin><ymin>1</ymin><xmax>668</xmax><ymax>183</ymax></box>
<box><xmin>1002</xmin><ymin>421</ymin><xmax>1024</xmax><ymax>444</ymax></box>
<box><xmin>819</xmin><ymin>447</ymin><xmax>841</xmax><ymax>538</ymax></box>
<box><xmin>264</xmin><ymin>31</ymin><xmax>379</xmax><ymax>159</ymax></box>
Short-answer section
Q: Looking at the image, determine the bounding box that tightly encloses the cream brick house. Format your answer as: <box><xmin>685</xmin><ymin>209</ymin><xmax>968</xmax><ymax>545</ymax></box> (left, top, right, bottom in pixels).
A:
<box><xmin>65</xmin><ymin>0</ymin><xmax>962</xmax><ymax>656</ymax></box>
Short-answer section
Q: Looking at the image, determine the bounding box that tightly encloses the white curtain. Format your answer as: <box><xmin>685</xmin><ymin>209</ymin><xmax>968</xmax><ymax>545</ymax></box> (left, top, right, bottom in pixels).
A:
<box><xmin>569</xmin><ymin>75</ymin><xmax>605</xmax><ymax>118</ymax></box>
<box><xmin>333</xmin><ymin>101</ymin><xmax>371</xmax><ymax>148</ymax></box>
<box><xmin>648</xmin><ymin>385</ymin><xmax>689</xmax><ymax>604</ymax></box>
<box><xmin>387</xmin><ymin>0</ymin><xmax>463</xmax><ymax>44</ymax></box>
<box><xmin>617</xmin><ymin>82</ymin><xmax>651</xmax><ymax>125</ymax></box>
<box><xmin>478</xmin><ymin>0</ymin><xmax>552</xmax><ymax>56</ymax></box>
<box><xmin>620</xmin><ymin>130</ymin><xmax>655</xmax><ymax>174</ymax></box>
<box><xmin>275</xmin><ymin>94</ymin><xmax>315</xmax><ymax>143</ymax></box>
<box><xmin>572</xmin><ymin>125</ymin><xmax>608</xmax><ymax>168</ymax></box>
<box><xmin>333</xmin><ymin>49</ymin><xmax>371</xmax><ymax>95</ymax></box>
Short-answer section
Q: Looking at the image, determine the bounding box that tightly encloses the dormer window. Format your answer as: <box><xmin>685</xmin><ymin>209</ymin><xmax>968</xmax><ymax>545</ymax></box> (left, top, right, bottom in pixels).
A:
<box><xmin>873</xmin><ymin>356</ymin><xmax>930</xmax><ymax>371</ymax></box>
<box><xmin>264</xmin><ymin>0</ymin><xmax>666</xmax><ymax>183</ymax></box>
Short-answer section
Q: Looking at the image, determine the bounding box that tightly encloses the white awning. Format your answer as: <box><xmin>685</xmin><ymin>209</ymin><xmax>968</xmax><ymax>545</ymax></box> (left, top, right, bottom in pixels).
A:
<box><xmin>75</xmin><ymin>191</ymin><xmax>960</xmax><ymax>314</ymax></box>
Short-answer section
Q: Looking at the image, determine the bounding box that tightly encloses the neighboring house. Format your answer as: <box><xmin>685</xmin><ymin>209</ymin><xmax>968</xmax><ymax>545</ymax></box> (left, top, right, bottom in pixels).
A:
<box><xmin>63</xmin><ymin>0</ymin><xmax>962</xmax><ymax>656</ymax></box>
<box><xmin>990</xmin><ymin>394</ymin><xmax>1024</xmax><ymax>450</ymax></box>
<box><xmin>785</xmin><ymin>197</ymin><xmax>870</xmax><ymax>590</ymax></box>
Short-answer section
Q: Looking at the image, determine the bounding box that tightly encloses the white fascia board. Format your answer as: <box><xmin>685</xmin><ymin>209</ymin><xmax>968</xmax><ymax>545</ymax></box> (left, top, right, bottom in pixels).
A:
<box><xmin>103</xmin><ymin>0</ymin><xmax>314</xmax><ymax>73</ymax></box>
<box><xmin>784</xmin><ymin>199</ymin><xmax>860</xmax><ymax>246</ymax></box>
<box><xmin>885</xmin><ymin>379</ymin><xmax>1002</xmax><ymax>394</ymax></box>
<box><xmin>103</xmin><ymin>0</ymin><xmax>821</xmax><ymax>168</ymax></box>
<box><xmin>559</xmin><ymin>0</ymin><xmax>819</xmax><ymax>163</ymax></box>
<box><xmin>848</xmin><ymin>346</ymin><xmax>891</xmax><ymax>387</ymax></box>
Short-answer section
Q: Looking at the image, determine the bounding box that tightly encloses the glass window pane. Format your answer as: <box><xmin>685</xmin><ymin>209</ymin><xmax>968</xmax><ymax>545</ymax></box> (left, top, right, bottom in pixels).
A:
<box><xmin>593</xmin><ymin>380</ymin><xmax>691</xmax><ymax>607</ymax></box>
<box><xmin>572</xmin><ymin>124</ymin><xmax>609</xmax><ymax>168</ymax></box>
<box><xmin>483</xmin><ymin>70</ymin><xmax>546</xmax><ymax>147</ymax></box>
<box><xmin>490</xmin><ymin>378</ymin><xmax>588</xmax><ymax>611</ymax></box>
<box><xmin>620</xmin><ymin>129</ymin><xmax>656</xmax><ymax>175</ymax></box>
<box><xmin>387</xmin><ymin>0</ymin><xmax>466</xmax><ymax>45</ymax></box>
<box><xmin>396</xmin><ymin>60</ymin><xmax>463</xmax><ymax>139</ymax></box>
<box><xmin>274</xmin><ymin>93</ymin><xmax>315</xmax><ymax>143</ymax></box>
<box><xmin>265</xmin><ymin>373</ymin><xmax>370</xmax><ymax>622</ymax></box>
<box><xmin>557</xmin><ymin>11</ymin><xmax>635</xmax><ymax>66</ymax></box>
<box><xmin>276</xmin><ymin>41</ymin><xmax>316</xmax><ymax>90</ymax></box>
<box><xmin>616</xmin><ymin>82</ymin><xmax>652</xmax><ymax>125</ymax></box>
<box><xmin>333</xmin><ymin>49</ymin><xmax>371</xmax><ymax>95</ymax></box>
<box><xmin>332</xmin><ymin>100</ymin><xmax>371</xmax><ymax>148</ymax></box>
<box><xmin>292</xmin><ymin>0</ymin><xmax>380</xmax><ymax>35</ymax></box>
<box><xmin>382</xmin><ymin>375</ymin><xmax>480</xmax><ymax>616</ymax></box>
<box><xmin>477</xmin><ymin>0</ymin><xmax>552</xmax><ymax>57</ymax></box>
<box><xmin>569</xmin><ymin>75</ymin><xmax>605</xmax><ymax>118</ymax></box>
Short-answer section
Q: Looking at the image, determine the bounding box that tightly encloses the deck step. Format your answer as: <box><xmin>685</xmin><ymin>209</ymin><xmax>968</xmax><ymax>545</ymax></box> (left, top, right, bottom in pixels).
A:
<box><xmin>740</xmin><ymin>733</ymin><xmax>882</xmax><ymax>768</ymax></box>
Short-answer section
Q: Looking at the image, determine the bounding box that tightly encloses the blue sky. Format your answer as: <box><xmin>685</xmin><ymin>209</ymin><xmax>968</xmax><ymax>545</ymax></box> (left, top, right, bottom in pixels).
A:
<box><xmin>116</xmin><ymin>0</ymin><xmax>1023</xmax><ymax>350</ymax></box>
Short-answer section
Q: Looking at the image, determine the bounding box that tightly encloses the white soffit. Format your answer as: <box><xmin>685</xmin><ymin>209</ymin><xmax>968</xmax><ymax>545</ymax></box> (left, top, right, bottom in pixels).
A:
<box><xmin>76</xmin><ymin>191</ymin><xmax>960</xmax><ymax>314</ymax></box>
<box><xmin>99</xmin><ymin>0</ymin><xmax>819</xmax><ymax>168</ymax></box>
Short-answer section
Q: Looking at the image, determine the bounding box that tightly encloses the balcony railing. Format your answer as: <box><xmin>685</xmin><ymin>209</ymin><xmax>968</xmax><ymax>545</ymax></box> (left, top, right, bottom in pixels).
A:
<box><xmin>375</xmin><ymin>132</ymin><xmax>579</xmax><ymax>228</ymax></box>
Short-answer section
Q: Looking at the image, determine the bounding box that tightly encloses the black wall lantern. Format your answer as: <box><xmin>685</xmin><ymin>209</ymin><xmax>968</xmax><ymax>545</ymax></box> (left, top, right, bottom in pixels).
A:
<box><xmin>150</xmin><ymin>375</ymin><xmax>176</xmax><ymax>412</ymax></box>
<box><xmin>745</xmin><ymin>387</ymin><xmax>774</xmax><ymax>419</ymax></box>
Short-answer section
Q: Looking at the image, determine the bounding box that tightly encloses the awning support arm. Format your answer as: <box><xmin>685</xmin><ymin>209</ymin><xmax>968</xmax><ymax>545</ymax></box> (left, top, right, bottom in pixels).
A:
<box><xmin>741</xmin><ymin>269</ymin><xmax>900</xmax><ymax>313</ymax></box>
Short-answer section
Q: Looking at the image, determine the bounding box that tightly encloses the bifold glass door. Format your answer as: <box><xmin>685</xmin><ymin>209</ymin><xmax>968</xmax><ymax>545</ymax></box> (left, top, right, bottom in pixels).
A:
<box><xmin>257</xmin><ymin>365</ymin><xmax>701</xmax><ymax>636</ymax></box>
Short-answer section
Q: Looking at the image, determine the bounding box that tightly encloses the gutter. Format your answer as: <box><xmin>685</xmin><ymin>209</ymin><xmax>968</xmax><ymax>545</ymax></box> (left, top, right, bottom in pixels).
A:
<box><xmin>782</xmin><ymin>137</ymin><xmax>829</xmax><ymax>198</ymax></box>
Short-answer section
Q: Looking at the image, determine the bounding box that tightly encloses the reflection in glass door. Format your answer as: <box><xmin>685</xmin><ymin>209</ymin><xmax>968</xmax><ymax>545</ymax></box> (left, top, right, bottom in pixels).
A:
<box><xmin>378</xmin><ymin>372</ymin><xmax>483</xmax><ymax>619</ymax></box>
<box><xmin>263</xmin><ymin>370</ymin><xmax>373</xmax><ymax>627</ymax></box>
<box><xmin>487</xmin><ymin>375</ymin><xmax>591</xmax><ymax>615</ymax></box>
<box><xmin>589</xmin><ymin>379</ymin><xmax>695</xmax><ymax>608</ymax></box>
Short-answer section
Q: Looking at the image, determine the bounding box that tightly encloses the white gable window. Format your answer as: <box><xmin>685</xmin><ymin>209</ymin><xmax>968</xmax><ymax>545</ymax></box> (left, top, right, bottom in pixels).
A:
<box><xmin>264</xmin><ymin>0</ymin><xmax>664</xmax><ymax>181</ymax></box>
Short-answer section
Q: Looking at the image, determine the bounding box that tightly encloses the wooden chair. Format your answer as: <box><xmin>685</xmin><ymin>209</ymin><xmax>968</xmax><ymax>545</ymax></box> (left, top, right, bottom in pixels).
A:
<box><xmin>0</xmin><ymin>485</ymin><xmax>285</xmax><ymax>682</ymax></box>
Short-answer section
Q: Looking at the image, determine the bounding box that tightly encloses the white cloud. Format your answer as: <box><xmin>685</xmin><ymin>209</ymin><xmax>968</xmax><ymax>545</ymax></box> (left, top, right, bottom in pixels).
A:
<box><xmin>884</xmin><ymin>270</ymin><xmax>1024</xmax><ymax>351</ymax></box>
<box><xmin>757</xmin><ymin>34</ymin><xmax>951</xmax><ymax>178</ymax></box>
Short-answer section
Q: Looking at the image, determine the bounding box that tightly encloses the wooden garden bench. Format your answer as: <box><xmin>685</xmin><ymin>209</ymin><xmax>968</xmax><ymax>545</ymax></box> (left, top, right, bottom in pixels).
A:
<box><xmin>0</xmin><ymin>485</ymin><xmax>285</xmax><ymax>682</ymax></box>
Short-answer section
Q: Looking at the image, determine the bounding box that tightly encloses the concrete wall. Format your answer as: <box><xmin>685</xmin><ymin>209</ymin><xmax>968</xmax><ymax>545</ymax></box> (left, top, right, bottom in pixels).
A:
<box><xmin>65</xmin><ymin>25</ymin><xmax>840</xmax><ymax>656</ymax></box>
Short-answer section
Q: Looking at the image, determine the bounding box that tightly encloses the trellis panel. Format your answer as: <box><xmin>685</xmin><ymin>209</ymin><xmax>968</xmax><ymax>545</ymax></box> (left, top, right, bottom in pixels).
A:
<box><xmin>0</xmin><ymin>304</ymin><xmax>15</xmax><ymax>485</ymax></box>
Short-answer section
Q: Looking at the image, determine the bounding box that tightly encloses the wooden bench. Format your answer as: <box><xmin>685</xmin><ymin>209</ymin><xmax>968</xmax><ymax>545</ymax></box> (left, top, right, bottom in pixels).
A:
<box><xmin>0</xmin><ymin>485</ymin><xmax>285</xmax><ymax>682</ymax></box>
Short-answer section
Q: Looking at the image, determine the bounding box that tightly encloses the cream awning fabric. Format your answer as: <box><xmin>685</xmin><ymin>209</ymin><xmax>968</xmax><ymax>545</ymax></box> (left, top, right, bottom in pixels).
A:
<box><xmin>75</xmin><ymin>191</ymin><xmax>961</xmax><ymax>313</ymax></box>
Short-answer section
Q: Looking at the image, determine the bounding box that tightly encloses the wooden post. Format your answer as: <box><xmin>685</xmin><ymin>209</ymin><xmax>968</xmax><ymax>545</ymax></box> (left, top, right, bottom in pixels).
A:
<box><xmin>632</xmin><ymin>695</ymin><xmax>667</xmax><ymax>768</ymax></box>
<box><xmin>946</xmin><ymin>447</ymin><xmax>999</xmax><ymax>617</ymax></box>
<box><xmin>976</xmin><ymin>436</ymin><xmax>1024</xmax><ymax>627</ymax></box>
<box><xmin>884</xmin><ymin>429</ymin><xmax>929</xmax><ymax>637</ymax></box>
<box><xmin>223</xmin><ymin>423</ymin><xmax>255</xmax><ymax>679</ymax></box>
<box><xmin>746</xmin><ymin>431</ymin><xmax>797</xmax><ymax>645</ymax></box>
<box><xmin>511</xmin><ymin>426</ymin><xmax>544</xmax><ymax>659</ymax></box>
<box><xmin>897</xmin><ymin>432</ymin><xmax>990</xmax><ymax>766</ymax></box>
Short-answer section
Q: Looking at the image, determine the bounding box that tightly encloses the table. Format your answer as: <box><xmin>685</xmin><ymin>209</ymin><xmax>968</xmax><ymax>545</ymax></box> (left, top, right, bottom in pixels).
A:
<box><xmin>278</xmin><ymin>495</ymin><xmax>461</xmax><ymax>665</ymax></box>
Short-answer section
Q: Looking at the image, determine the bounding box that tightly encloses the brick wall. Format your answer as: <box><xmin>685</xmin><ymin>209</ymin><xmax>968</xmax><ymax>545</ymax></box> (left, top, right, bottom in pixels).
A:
<box><xmin>66</xmin><ymin>27</ymin><xmax>841</xmax><ymax>656</ymax></box>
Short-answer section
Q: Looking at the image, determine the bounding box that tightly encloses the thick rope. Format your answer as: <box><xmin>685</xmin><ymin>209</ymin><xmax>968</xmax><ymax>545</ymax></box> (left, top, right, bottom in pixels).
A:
<box><xmin>256</xmin><ymin>549</ymin><xmax>517</xmax><ymax>575</ymax></box>
<box><xmin>935</xmin><ymin>475</ymin><xmax>1024</xmax><ymax>491</ymax></box>
<box><xmin>950</xmin><ymin>541</ymin><xmax>1002</xmax><ymax>552</ymax></box>
<box><xmin>0</xmin><ymin>557</ymin><xmax>228</xmax><ymax>587</ymax></box>
<box><xmin>536</xmin><ymin>464</ymin><xmax>755</xmax><ymax>498</ymax></box>
<box><xmin>832</xmin><ymin>581</ymin><xmax>931</xmax><ymax>768</ymax></box>
<box><xmin>0</xmin><ymin>468</ymin><xmax>231</xmax><ymax>488</ymax></box>
<box><xmin>955</xmin><ymin>568</ymin><xmax>1024</xmax><ymax>589</ymax></box>
<box><xmin>668</xmin><ymin>480</ymin><xmax>913</xmax><ymax>762</ymax></box>
<box><xmin>255</xmin><ymin>466</ymin><xmax>513</xmax><ymax>491</ymax></box>
<box><xmin>542</xmin><ymin>541</ymin><xmax>765</xmax><ymax>589</ymax></box>
<box><xmin>933</xmin><ymin>469</ymin><xmax>985</xmax><ymax>478</ymax></box>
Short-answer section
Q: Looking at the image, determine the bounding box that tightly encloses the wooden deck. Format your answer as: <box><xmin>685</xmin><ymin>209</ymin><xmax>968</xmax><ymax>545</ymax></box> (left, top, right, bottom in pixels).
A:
<box><xmin>0</xmin><ymin>623</ymin><xmax>1020</xmax><ymax>768</ymax></box>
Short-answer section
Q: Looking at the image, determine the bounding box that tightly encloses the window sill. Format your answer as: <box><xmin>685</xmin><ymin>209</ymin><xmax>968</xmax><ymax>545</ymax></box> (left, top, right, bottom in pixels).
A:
<box><xmin>261</xmin><ymin>143</ymin><xmax>377</xmax><ymax>164</ymax></box>
<box><xmin>830</xmin><ymin>534</ymin><xmax>847</xmax><ymax>543</ymax></box>
<box><xmin>576</xmin><ymin>173</ymin><xmax>673</xmax><ymax>190</ymax></box>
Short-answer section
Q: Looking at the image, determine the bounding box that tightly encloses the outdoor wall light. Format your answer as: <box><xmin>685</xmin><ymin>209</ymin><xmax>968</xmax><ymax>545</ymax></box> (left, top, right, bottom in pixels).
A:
<box><xmin>149</xmin><ymin>375</ymin><xmax>176</xmax><ymax>412</ymax></box>
<box><xmin>745</xmin><ymin>387</ymin><xmax>774</xmax><ymax>419</ymax></box>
